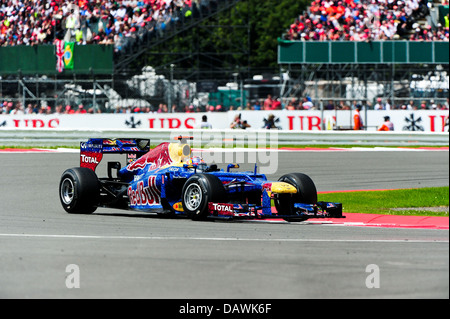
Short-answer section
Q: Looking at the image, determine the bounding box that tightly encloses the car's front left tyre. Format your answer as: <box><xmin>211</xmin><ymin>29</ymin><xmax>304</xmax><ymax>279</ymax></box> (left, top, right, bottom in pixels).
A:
<box><xmin>59</xmin><ymin>167</ymin><xmax>100</xmax><ymax>214</ymax></box>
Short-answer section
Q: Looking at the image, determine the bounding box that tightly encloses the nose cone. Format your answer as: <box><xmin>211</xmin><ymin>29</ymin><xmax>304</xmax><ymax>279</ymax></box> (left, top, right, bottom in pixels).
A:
<box><xmin>270</xmin><ymin>182</ymin><xmax>297</xmax><ymax>194</ymax></box>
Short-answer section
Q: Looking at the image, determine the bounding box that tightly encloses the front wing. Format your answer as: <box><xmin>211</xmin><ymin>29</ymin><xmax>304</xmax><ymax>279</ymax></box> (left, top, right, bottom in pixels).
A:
<box><xmin>207</xmin><ymin>201</ymin><xmax>344</xmax><ymax>221</ymax></box>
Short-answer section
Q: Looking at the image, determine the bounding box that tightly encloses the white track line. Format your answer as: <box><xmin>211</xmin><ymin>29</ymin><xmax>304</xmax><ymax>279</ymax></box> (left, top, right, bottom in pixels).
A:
<box><xmin>0</xmin><ymin>233</ymin><xmax>447</xmax><ymax>243</ymax></box>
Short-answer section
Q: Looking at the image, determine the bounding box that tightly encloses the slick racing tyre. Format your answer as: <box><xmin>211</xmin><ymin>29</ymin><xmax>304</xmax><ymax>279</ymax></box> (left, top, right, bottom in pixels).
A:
<box><xmin>59</xmin><ymin>167</ymin><xmax>100</xmax><ymax>214</ymax></box>
<box><xmin>275</xmin><ymin>173</ymin><xmax>317</xmax><ymax>221</ymax></box>
<box><xmin>182</xmin><ymin>174</ymin><xmax>228</xmax><ymax>221</ymax></box>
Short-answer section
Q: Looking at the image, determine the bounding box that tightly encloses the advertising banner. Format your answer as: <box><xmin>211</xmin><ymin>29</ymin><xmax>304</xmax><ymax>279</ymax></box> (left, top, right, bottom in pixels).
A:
<box><xmin>0</xmin><ymin>110</ymin><xmax>448</xmax><ymax>132</ymax></box>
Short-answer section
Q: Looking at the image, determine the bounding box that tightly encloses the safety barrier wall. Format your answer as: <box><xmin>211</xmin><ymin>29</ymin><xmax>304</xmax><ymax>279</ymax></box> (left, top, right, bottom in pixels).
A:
<box><xmin>0</xmin><ymin>128</ymin><xmax>447</xmax><ymax>147</ymax></box>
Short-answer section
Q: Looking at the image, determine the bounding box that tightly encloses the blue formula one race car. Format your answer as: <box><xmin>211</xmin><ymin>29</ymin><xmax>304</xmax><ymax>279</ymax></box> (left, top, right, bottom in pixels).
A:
<box><xmin>59</xmin><ymin>137</ymin><xmax>344</xmax><ymax>222</ymax></box>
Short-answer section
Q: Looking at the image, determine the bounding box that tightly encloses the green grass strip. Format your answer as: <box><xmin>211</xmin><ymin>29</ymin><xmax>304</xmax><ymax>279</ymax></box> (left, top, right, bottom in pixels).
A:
<box><xmin>318</xmin><ymin>187</ymin><xmax>449</xmax><ymax>217</ymax></box>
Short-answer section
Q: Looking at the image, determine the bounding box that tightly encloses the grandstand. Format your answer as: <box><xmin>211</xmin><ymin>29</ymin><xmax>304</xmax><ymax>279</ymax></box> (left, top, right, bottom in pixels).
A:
<box><xmin>278</xmin><ymin>0</ymin><xmax>449</xmax><ymax>109</ymax></box>
<box><xmin>0</xmin><ymin>0</ymin><xmax>449</xmax><ymax>114</ymax></box>
<box><xmin>0</xmin><ymin>0</ymin><xmax>246</xmax><ymax>112</ymax></box>
<box><xmin>0</xmin><ymin>0</ymin><xmax>243</xmax><ymax>73</ymax></box>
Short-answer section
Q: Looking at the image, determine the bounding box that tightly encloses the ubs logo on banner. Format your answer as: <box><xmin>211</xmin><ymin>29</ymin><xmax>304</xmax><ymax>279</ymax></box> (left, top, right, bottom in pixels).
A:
<box><xmin>125</xmin><ymin>116</ymin><xmax>142</xmax><ymax>128</ymax></box>
<box><xmin>403</xmin><ymin>114</ymin><xmax>424</xmax><ymax>131</ymax></box>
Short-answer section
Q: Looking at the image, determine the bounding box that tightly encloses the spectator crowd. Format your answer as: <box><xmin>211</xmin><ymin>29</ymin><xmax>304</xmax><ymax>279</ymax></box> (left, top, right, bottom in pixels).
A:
<box><xmin>283</xmin><ymin>0</ymin><xmax>449</xmax><ymax>41</ymax></box>
<box><xmin>0</xmin><ymin>0</ymin><xmax>213</xmax><ymax>51</ymax></box>
<box><xmin>1</xmin><ymin>0</ymin><xmax>448</xmax><ymax>50</ymax></box>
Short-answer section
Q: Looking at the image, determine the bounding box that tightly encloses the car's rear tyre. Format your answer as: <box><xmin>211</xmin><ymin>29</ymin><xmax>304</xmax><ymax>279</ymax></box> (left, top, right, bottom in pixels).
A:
<box><xmin>275</xmin><ymin>173</ymin><xmax>317</xmax><ymax>221</ymax></box>
<box><xmin>182</xmin><ymin>174</ymin><xmax>228</xmax><ymax>221</ymax></box>
<box><xmin>59</xmin><ymin>167</ymin><xmax>100</xmax><ymax>214</ymax></box>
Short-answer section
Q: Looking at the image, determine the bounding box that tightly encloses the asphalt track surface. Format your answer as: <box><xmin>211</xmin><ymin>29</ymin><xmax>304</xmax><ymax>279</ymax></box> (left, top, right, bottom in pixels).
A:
<box><xmin>0</xmin><ymin>149</ymin><xmax>448</xmax><ymax>299</ymax></box>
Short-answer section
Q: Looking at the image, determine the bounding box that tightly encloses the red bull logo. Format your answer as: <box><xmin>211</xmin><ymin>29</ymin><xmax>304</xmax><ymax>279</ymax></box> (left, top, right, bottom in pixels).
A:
<box><xmin>128</xmin><ymin>176</ymin><xmax>161</xmax><ymax>206</ymax></box>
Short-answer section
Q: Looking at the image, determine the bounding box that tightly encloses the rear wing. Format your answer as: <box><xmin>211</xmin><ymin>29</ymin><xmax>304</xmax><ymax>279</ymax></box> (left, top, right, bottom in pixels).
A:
<box><xmin>80</xmin><ymin>138</ymin><xmax>150</xmax><ymax>171</ymax></box>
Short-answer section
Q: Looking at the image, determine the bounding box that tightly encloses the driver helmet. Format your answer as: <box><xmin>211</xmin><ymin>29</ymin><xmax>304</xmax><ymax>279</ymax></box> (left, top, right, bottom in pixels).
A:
<box><xmin>186</xmin><ymin>156</ymin><xmax>206</xmax><ymax>171</ymax></box>
<box><xmin>186</xmin><ymin>156</ymin><xmax>207</xmax><ymax>171</ymax></box>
